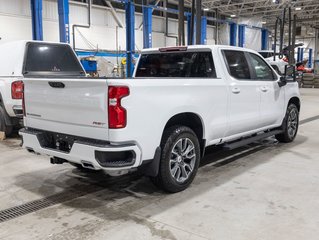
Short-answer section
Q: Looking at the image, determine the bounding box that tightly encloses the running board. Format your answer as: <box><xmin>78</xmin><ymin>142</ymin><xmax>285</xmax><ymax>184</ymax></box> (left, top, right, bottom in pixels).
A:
<box><xmin>222</xmin><ymin>130</ymin><xmax>283</xmax><ymax>150</ymax></box>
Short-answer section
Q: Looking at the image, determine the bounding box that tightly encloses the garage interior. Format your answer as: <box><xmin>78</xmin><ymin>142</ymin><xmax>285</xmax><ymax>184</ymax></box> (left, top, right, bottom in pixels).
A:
<box><xmin>1</xmin><ymin>0</ymin><xmax>319</xmax><ymax>239</ymax></box>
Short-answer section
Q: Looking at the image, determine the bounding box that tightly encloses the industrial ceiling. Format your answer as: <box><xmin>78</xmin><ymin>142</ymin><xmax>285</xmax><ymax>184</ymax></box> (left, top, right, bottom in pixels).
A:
<box><xmin>198</xmin><ymin>0</ymin><xmax>319</xmax><ymax>28</ymax></box>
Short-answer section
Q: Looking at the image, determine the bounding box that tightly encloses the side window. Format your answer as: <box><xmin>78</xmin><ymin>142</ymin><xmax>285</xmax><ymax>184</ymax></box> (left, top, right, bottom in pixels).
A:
<box><xmin>223</xmin><ymin>50</ymin><xmax>251</xmax><ymax>80</ymax></box>
<box><xmin>248</xmin><ymin>53</ymin><xmax>276</xmax><ymax>80</ymax></box>
<box><xmin>190</xmin><ymin>52</ymin><xmax>217</xmax><ymax>78</ymax></box>
<box><xmin>135</xmin><ymin>51</ymin><xmax>217</xmax><ymax>78</ymax></box>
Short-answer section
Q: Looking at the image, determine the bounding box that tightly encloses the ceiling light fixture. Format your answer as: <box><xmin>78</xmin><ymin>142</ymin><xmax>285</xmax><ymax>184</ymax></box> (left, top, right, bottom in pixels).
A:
<box><xmin>295</xmin><ymin>7</ymin><xmax>302</xmax><ymax>10</ymax></box>
<box><xmin>203</xmin><ymin>8</ymin><xmax>210</xmax><ymax>11</ymax></box>
<box><xmin>230</xmin><ymin>14</ymin><xmax>236</xmax><ymax>17</ymax></box>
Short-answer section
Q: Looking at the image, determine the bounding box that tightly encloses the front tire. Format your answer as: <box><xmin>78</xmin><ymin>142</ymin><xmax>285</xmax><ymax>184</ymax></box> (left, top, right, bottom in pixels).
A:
<box><xmin>151</xmin><ymin>126</ymin><xmax>201</xmax><ymax>193</ymax></box>
<box><xmin>275</xmin><ymin>103</ymin><xmax>299</xmax><ymax>143</ymax></box>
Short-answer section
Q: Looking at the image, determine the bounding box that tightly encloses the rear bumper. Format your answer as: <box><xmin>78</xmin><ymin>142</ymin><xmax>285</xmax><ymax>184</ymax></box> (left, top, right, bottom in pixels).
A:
<box><xmin>19</xmin><ymin>128</ymin><xmax>142</xmax><ymax>174</ymax></box>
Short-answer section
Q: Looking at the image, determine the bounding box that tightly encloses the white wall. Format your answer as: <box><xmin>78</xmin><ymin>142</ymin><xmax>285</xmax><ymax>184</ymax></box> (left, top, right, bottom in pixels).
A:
<box><xmin>218</xmin><ymin>21</ymin><xmax>263</xmax><ymax>51</ymax></box>
<box><xmin>0</xmin><ymin>0</ymin><xmax>216</xmax><ymax>51</ymax></box>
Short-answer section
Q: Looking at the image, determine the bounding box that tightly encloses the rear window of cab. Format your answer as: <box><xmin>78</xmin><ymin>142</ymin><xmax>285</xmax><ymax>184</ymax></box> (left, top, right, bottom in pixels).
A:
<box><xmin>23</xmin><ymin>42</ymin><xmax>85</xmax><ymax>77</ymax></box>
<box><xmin>135</xmin><ymin>51</ymin><xmax>217</xmax><ymax>78</ymax></box>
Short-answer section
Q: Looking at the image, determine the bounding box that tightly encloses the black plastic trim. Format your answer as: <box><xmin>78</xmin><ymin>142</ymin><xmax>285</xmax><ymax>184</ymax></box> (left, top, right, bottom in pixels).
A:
<box><xmin>95</xmin><ymin>150</ymin><xmax>136</xmax><ymax>168</ymax></box>
<box><xmin>138</xmin><ymin>147</ymin><xmax>161</xmax><ymax>177</ymax></box>
<box><xmin>20</xmin><ymin>128</ymin><xmax>110</xmax><ymax>153</ymax></box>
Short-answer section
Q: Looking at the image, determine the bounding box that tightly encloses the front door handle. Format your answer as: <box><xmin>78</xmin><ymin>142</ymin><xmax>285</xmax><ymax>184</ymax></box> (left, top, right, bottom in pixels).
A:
<box><xmin>260</xmin><ymin>86</ymin><xmax>269</xmax><ymax>92</ymax></box>
<box><xmin>232</xmin><ymin>87</ymin><xmax>241</xmax><ymax>94</ymax></box>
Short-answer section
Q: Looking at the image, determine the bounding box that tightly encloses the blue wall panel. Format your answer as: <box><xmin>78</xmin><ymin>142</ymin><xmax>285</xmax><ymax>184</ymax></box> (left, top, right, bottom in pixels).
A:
<box><xmin>125</xmin><ymin>0</ymin><xmax>135</xmax><ymax>77</ymax></box>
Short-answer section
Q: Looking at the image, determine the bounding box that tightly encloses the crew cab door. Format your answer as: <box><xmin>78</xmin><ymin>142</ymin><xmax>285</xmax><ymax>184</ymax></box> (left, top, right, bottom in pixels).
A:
<box><xmin>247</xmin><ymin>52</ymin><xmax>285</xmax><ymax>127</ymax></box>
<box><xmin>222</xmin><ymin>50</ymin><xmax>261</xmax><ymax>136</ymax></box>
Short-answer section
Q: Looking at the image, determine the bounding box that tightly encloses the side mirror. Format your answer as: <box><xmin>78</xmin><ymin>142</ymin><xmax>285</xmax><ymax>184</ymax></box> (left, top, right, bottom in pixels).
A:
<box><xmin>278</xmin><ymin>64</ymin><xmax>295</xmax><ymax>87</ymax></box>
<box><xmin>278</xmin><ymin>76</ymin><xmax>287</xmax><ymax>87</ymax></box>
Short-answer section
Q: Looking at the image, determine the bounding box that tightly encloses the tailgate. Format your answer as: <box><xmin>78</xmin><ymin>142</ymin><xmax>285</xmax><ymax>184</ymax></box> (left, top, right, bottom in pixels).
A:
<box><xmin>24</xmin><ymin>78</ymin><xmax>109</xmax><ymax>141</ymax></box>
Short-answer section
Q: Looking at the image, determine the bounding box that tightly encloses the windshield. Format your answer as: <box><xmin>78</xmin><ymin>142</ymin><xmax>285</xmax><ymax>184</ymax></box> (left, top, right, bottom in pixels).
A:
<box><xmin>23</xmin><ymin>42</ymin><xmax>85</xmax><ymax>76</ymax></box>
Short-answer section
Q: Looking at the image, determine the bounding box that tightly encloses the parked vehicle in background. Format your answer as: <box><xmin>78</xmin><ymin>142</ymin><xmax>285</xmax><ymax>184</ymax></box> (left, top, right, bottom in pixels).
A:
<box><xmin>20</xmin><ymin>41</ymin><xmax>301</xmax><ymax>192</ymax></box>
<box><xmin>258</xmin><ymin>50</ymin><xmax>288</xmax><ymax>75</ymax></box>
<box><xmin>0</xmin><ymin>41</ymin><xmax>26</xmax><ymax>136</ymax></box>
<box><xmin>259</xmin><ymin>43</ymin><xmax>304</xmax><ymax>76</ymax></box>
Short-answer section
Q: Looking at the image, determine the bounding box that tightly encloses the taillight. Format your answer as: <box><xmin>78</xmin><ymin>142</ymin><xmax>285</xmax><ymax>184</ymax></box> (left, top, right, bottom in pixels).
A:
<box><xmin>22</xmin><ymin>83</ymin><xmax>26</xmax><ymax>116</ymax></box>
<box><xmin>11</xmin><ymin>81</ymin><xmax>24</xmax><ymax>99</ymax></box>
<box><xmin>108</xmin><ymin>86</ymin><xmax>129</xmax><ymax>129</ymax></box>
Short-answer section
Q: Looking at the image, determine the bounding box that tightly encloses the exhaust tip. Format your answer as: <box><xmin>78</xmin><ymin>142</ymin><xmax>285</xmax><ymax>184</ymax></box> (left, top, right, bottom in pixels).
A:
<box><xmin>81</xmin><ymin>161</ymin><xmax>95</xmax><ymax>170</ymax></box>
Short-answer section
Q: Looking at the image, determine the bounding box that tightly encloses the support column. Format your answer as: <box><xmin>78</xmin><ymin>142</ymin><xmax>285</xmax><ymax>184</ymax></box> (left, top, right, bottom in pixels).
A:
<box><xmin>308</xmin><ymin>48</ymin><xmax>313</xmax><ymax>68</ymax></box>
<box><xmin>195</xmin><ymin>0</ymin><xmax>202</xmax><ymax>45</ymax></box>
<box><xmin>238</xmin><ymin>24</ymin><xmax>245</xmax><ymax>48</ymax></box>
<box><xmin>30</xmin><ymin>0</ymin><xmax>43</xmax><ymax>40</ymax></box>
<box><xmin>58</xmin><ymin>0</ymin><xmax>70</xmax><ymax>43</ymax></box>
<box><xmin>229</xmin><ymin>22</ymin><xmax>237</xmax><ymax>46</ymax></box>
<box><xmin>300</xmin><ymin>48</ymin><xmax>304</xmax><ymax>62</ymax></box>
<box><xmin>142</xmin><ymin>5</ymin><xmax>152</xmax><ymax>48</ymax></box>
<box><xmin>315</xmin><ymin>29</ymin><xmax>319</xmax><ymax>61</ymax></box>
<box><xmin>261</xmin><ymin>28</ymin><xmax>269</xmax><ymax>50</ymax></box>
<box><xmin>215</xmin><ymin>9</ymin><xmax>219</xmax><ymax>45</ymax></box>
<box><xmin>187</xmin><ymin>14</ymin><xmax>192</xmax><ymax>45</ymax></box>
<box><xmin>164</xmin><ymin>0</ymin><xmax>168</xmax><ymax>38</ymax></box>
<box><xmin>178</xmin><ymin>0</ymin><xmax>185</xmax><ymax>45</ymax></box>
<box><xmin>297</xmin><ymin>47</ymin><xmax>301</xmax><ymax>62</ymax></box>
<box><xmin>201</xmin><ymin>16</ymin><xmax>207</xmax><ymax>45</ymax></box>
<box><xmin>125</xmin><ymin>0</ymin><xmax>135</xmax><ymax>78</ymax></box>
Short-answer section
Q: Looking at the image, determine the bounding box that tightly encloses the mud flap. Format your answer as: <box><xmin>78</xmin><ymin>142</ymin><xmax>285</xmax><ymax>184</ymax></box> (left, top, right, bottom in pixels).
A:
<box><xmin>138</xmin><ymin>147</ymin><xmax>161</xmax><ymax>177</ymax></box>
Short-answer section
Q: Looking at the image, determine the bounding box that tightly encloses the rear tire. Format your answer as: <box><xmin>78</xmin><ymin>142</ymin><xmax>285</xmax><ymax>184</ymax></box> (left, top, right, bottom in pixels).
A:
<box><xmin>151</xmin><ymin>126</ymin><xmax>201</xmax><ymax>193</ymax></box>
<box><xmin>275</xmin><ymin>104</ymin><xmax>299</xmax><ymax>143</ymax></box>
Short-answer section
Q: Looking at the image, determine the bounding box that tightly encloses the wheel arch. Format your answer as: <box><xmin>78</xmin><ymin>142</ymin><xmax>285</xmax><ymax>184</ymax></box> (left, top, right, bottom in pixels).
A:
<box><xmin>288</xmin><ymin>96</ymin><xmax>301</xmax><ymax>111</ymax></box>
<box><xmin>162</xmin><ymin>112</ymin><xmax>206</xmax><ymax>157</ymax></box>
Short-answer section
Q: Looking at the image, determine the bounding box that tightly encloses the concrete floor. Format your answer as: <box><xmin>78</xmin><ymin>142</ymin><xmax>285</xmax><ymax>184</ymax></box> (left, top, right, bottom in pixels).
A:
<box><xmin>0</xmin><ymin>89</ymin><xmax>319</xmax><ymax>240</ymax></box>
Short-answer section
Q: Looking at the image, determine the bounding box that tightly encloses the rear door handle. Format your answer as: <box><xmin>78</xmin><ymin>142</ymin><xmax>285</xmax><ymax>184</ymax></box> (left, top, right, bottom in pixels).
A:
<box><xmin>232</xmin><ymin>87</ymin><xmax>241</xmax><ymax>94</ymax></box>
<box><xmin>260</xmin><ymin>86</ymin><xmax>268</xmax><ymax>92</ymax></box>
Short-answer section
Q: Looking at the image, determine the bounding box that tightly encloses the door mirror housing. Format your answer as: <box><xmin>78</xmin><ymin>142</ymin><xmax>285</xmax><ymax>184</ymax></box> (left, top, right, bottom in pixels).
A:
<box><xmin>278</xmin><ymin>64</ymin><xmax>295</xmax><ymax>87</ymax></box>
<box><xmin>278</xmin><ymin>76</ymin><xmax>287</xmax><ymax>87</ymax></box>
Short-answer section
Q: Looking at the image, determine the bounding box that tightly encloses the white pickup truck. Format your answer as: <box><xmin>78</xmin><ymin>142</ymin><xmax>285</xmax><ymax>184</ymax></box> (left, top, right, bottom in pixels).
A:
<box><xmin>20</xmin><ymin>41</ymin><xmax>300</xmax><ymax>192</ymax></box>
<box><xmin>0</xmin><ymin>42</ymin><xmax>26</xmax><ymax>136</ymax></box>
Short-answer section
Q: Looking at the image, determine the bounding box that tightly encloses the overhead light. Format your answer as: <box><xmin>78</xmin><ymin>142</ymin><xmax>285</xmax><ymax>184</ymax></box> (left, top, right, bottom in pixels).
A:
<box><xmin>295</xmin><ymin>7</ymin><xmax>302</xmax><ymax>10</ymax></box>
<box><xmin>262</xmin><ymin>21</ymin><xmax>267</xmax><ymax>24</ymax></box>
<box><xmin>230</xmin><ymin>14</ymin><xmax>236</xmax><ymax>17</ymax></box>
<box><xmin>203</xmin><ymin>8</ymin><xmax>210</xmax><ymax>11</ymax></box>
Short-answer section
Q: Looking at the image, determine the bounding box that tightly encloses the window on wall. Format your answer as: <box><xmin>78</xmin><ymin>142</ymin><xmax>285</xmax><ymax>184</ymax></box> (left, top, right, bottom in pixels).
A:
<box><xmin>135</xmin><ymin>51</ymin><xmax>217</xmax><ymax>78</ymax></box>
<box><xmin>248</xmin><ymin>53</ymin><xmax>276</xmax><ymax>80</ymax></box>
<box><xmin>223</xmin><ymin>50</ymin><xmax>251</xmax><ymax>80</ymax></box>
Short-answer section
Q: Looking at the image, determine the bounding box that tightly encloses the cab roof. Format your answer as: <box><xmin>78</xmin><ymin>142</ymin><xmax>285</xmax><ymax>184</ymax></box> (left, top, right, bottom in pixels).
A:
<box><xmin>141</xmin><ymin>45</ymin><xmax>259</xmax><ymax>55</ymax></box>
